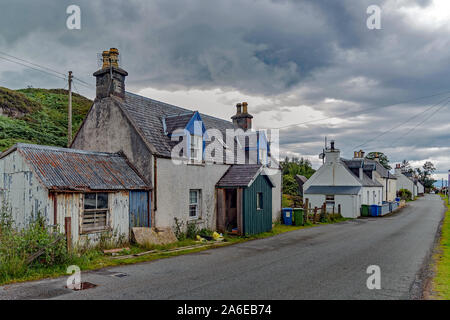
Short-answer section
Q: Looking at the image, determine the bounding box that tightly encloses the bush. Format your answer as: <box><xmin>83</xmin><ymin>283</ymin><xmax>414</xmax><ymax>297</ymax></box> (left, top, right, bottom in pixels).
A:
<box><xmin>0</xmin><ymin>209</ymin><xmax>72</xmax><ymax>283</ymax></box>
<box><xmin>186</xmin><ymin>221</ymin><xmax>199</xmax><ymax>239</ymax></box>
<box><xmin>398</xmin><ymin>188</ymin><xmax>412</xmax><ymax>200</ymax></box>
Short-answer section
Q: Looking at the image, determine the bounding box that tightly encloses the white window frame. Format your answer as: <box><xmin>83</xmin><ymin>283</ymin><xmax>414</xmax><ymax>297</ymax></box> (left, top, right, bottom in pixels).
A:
<box><xmin>190</xmin><ymin>135</ymin><xmax>203</xmax><ymax>163</ymax></box>
<box><xmin>189</xmin><ymin>189</ymin><xmax>201</xmax><ymax>219</ymax></box>
<box><xmin>256</xmin><ymin>192</ymin><xmax>263</xmax><ymax>210</ymax></box>
<box><xmin>258</xmin><ymin>148</ymin><xmax>267</xmax><ymax>165</ymax></box>
<box><xmin>81</xmin><ymin>193</ymin><xmax>109</xmax><ymax>234</ymax></box>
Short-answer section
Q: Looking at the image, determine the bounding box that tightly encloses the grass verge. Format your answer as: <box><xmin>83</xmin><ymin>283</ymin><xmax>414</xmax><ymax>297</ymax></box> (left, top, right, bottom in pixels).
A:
<box><xmin>0</xmin><ymin>217</ymin><xmax>349</xmax><ymax>286</ymax></box>
<box><xmin>430</xmin><ymin>195</ymin><xmax>450</xmax><ymax>299</ymax></box>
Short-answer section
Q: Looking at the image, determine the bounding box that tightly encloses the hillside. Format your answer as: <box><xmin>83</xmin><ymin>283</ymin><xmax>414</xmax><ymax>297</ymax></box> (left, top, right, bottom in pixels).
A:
<box><xmin>0</xmin><ymin>87</ymin><xmax>92</xmax><ymax>151</ymax></box>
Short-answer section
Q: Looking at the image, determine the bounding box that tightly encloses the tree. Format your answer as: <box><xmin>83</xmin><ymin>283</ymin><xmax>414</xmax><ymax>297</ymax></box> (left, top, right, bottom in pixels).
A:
<box><xmin>280</xmin><ymin>156</ymin><xmax>316</xmax><ymax>196</ymax></box>
<box><xmin>365</xmin><ymin>152</ymin><xmax>391</xmax><ymax>170</ymax></box>
<box><xmin>417</xmin><ymin>161</ymin><xmax>436</xmax><ymax>189</ymax></box>
<box><xmin>282</xmin><ymin>174</ymin><xmax>298</xmax><ymax>196</ymax></box>
<box><xmin>400</xmin><ymin>160</ymin><xmax>413</xmax><ymax>173</ymax></box>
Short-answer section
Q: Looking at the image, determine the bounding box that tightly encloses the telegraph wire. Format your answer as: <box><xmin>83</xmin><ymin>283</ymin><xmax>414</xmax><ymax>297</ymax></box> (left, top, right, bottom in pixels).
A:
<box><xmin>0</xmin><ymin>51</ymin><xmax>94</xmax><ymax>91</ymax></box>
<box><xmin>387</xmin><ymin>99</ymin><xmax>450</xmax><ymax>148</ymax></box>
<box><xmin>272</xmin><ymin>89</ymin><xmax>450</xmax><ymax>130</ymax></box>
<box><xmin>352</xmin><ymin>95</ymin><xmax>450</xmax><ymax>150</ymax></box>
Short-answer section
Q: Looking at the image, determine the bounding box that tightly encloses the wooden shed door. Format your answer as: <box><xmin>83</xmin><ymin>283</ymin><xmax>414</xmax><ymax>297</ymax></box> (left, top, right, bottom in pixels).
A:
<box><xmin>129</xmin><ymin>191</ymin><xmax>150</xmax><ymax>228</ymax></box>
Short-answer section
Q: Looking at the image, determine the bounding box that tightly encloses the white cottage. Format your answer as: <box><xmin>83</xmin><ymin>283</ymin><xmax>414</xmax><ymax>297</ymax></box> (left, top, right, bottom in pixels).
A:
<box><xmin>70</xmin><ymin>48</ymin><xmax>282</xmax><ymax>235</ymax></box>
<box><xmin>345</xmin><ymin>150</ymin><xmax>397</xmax><ymax>202</ymax></box>
<box><xmin>394</xmin><ymin>164</ymin><xmax>416</xmax><ymax>200</ymax></box>
<box><xmin>0</xmin><ymin>144</ymin><xmax>150</xmax><ymax>245</ymax></box>
<box><xmin>302</xmin><ymin>142</ymin><xmax>383</xmax><ymax>218</ymax></box>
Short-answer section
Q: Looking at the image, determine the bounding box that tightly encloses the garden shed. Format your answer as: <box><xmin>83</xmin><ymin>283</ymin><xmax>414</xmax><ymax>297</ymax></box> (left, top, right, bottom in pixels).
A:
<box><xmin>0</xmin><ymin>143</ymin><xmax>151</xmax><ymax>246</ymax></box>
<box><xmin>216</xmin><ymin>164</ymin><xmax>274</xmax><ymax>236</ymax></box>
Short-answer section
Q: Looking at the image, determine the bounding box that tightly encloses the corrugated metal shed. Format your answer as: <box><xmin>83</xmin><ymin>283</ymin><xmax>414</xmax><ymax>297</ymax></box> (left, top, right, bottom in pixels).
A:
<box><xmin>1</xmin><ymin>143</ymin><xmax>150</xmax><ymax>192</ymax></box>
<box><xmin>304</xmin><ymin>186</ymin><xmax>362</xmax><ymax>195</ymax></box>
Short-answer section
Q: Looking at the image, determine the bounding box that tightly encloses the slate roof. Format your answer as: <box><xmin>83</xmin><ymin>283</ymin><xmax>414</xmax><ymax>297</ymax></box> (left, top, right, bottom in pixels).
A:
<box><xmin>342</xmin><ymin>158</ymin><xmax>395</xmax><ymax>179</ymax></box>
<box><xmin>340</xmin><ymin>159</ymin><xmax>383</xmax><ymax>187</ymax></box>
<box><xmin>304</xmin><ymin>186</ymin><xmax>362</xmax><ymax>195</ymax></box>
<box><xmin>121</xmin><ymin>92</ymin><xmax>235</xmax><ymax>158</ymax></box>
<box><xmin>216</xmin><ymin>164</ymin><xmax>274</xmax><ymax>188</ymax></box>
<box><xmin>164</xmin><ymin>112</ymin><xmax>194</xmax><ymax>135</ymax></box>
<box><xmin>2</xmin><ymin>143</ymin><xmax>150</xmax><ymax>192</ymax></box>
<box><xmin>295</xmin><ymin>175</ymin><xmax>308</xmax><ymax>184</ymax></box>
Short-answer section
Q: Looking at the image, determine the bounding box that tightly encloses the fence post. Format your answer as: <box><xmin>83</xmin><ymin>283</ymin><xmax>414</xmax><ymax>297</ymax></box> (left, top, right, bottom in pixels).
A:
<box><xmin>314</xmin><ymin>207</ymin><xmax>318</xmax><ymax>223</ymax></box>
<box><xmin>65</xmin><ymin>217</ymin><xmax>72</xmax><ymax>252</ymax></box>
<box><xmin>338</xmin><ymin>204</ymin><xmax>341</xmax><ymax>216</ymax></box>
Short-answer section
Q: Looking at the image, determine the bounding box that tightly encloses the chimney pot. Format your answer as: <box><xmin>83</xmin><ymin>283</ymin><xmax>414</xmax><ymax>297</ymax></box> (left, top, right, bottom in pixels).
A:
<box><xmin>242</xmin><ymin>102</ymin><xmax>248</xmax><ymax>114</ymax></box>
<box><xmin>330</xmin><ymin>140</ymin><xmax>335</xmax><ymax>150</ymax></box>
<box><xmin>102</xmin><ymin>50</ymin><xmax>110</xmax><ymax>69</ymax></box>
<box><xmin>109</xmin><ymin>48</ymin><xmax>119</xmax><ymax>68</ymax></box>
<box><xmin>236</xmin><ymin>103</ymin><xmax>242</xmax><ymax>114</ymax></box>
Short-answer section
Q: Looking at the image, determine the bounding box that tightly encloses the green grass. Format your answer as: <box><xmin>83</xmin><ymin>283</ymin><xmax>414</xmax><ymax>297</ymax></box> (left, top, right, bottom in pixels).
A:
<box><xmin>431</xmin><ymin>195</ymin><xmax>450</xmax><ymax>299</ymax></box>
<box><xmin>0</xmin><ymin>219</ymin><xmax>349</xmax><ymax>286</ymax></box>
<box><xmin>0</xmin><ymin>87</ymin><xmax>92</xmax><ymax>151</ymax></box>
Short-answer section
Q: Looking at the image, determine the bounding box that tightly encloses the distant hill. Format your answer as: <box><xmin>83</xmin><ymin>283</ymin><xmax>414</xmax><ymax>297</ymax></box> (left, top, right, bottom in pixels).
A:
<box><xmin>0</xmin><ymin>87</ymin><xmax>92</xmax><ymax>151</ymax></box>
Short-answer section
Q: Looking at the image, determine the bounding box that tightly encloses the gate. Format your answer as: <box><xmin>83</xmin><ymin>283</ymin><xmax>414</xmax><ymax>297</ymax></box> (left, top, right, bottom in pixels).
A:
<box><xmin>129</xmin><ymin>191</ymin><xmax>150</xmax><ymax>228</ymax></box>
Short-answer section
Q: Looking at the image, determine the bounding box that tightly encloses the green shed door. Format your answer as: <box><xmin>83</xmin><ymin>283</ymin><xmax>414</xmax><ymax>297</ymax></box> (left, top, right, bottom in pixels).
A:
<box><xmin>243</xmin><ymin>174</ymin><xmax>273</xmax><ymax>235</ymax></box>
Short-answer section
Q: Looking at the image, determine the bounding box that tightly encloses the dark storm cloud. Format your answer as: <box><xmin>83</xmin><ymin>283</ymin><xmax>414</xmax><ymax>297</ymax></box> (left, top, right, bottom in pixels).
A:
<box><xmin>0</xmin><ymin>0</ymin><xmax>448</xmax><ymax>173</ymax></box>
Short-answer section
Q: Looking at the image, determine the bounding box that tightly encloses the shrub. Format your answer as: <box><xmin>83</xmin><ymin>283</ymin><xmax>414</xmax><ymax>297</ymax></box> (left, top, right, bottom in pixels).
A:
<box><xmin>173</xmin><ymin>217</ymin><xmax>186</xmax><ymax>241</ymax></box>
<box><xmin>186</xmin><ymin>221</ymin><xmax>199</xmax><ymax>239</ymax></box>
<box><xmin>0</xmin><ymin>209</ymin><xmax>72</xmax><ymax>283</ymax></box>
<box><xmin>398</xmin><ymin>188</ymin><xmax>412</xmax><ymax>200</ymax></box>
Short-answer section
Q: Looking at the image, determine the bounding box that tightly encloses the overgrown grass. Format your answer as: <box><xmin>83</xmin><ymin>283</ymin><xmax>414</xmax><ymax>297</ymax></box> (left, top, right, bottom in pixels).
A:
<box><xmin>431</xmin><ymin>195</ymin><xmax>450</xmax><ymax>299</ymax></box>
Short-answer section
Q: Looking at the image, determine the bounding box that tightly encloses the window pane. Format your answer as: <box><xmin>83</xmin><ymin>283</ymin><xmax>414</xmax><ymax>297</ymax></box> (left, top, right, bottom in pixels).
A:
<box><xmin>97</xmin><ymin>193</ymin><xmax>108</xmax><ymax>209</ymax></box>
<box><xmin>257</xmin><ymin>192</ymin><xmax>263</xmax><ymax>209</ymax></box>
<box><xmin>189</xmin><ymin>204</ymin><xmax>197</xmax><ymax>217</ymax></box>
<box><xmin>84</xmin><ymin>193</ymin><xmax>96</xmax><ymax>210</ymax></box>
<box><xmin>190</xmin><ymin>190</ymin><xmax>197</xmax><ymax>204</ymax></box>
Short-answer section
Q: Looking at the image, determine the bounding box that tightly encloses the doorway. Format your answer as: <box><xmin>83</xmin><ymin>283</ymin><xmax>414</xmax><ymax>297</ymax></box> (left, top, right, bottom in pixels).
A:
<box><xmin>225</xmin><ymin>189</ymin><xmax>237</xmax><ymax>232</ymax></box>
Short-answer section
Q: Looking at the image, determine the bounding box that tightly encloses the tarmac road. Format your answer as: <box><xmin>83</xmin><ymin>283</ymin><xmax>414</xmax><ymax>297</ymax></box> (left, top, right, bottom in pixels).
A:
<box><xmin>0</xmin><ymin>195</ymin><xmax>445</xmax><ymax>300</ymax></box>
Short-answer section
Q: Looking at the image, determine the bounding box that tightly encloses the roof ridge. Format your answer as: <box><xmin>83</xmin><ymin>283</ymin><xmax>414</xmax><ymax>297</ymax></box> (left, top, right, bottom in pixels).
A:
<box><xmin>15</xmin><ymin>143</ymin><xmax>121</xmax><ymax>157</ymax></box>
<box><xmin>125</xmin><ymin>91</ymin><xmax>234</xmax><ymax>125</ymax></box>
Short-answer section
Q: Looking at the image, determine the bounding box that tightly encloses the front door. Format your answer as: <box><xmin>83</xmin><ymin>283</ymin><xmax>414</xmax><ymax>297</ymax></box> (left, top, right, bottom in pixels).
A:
<box><xmin>129</xmin><ymin>191</ymin><xmax>150</xmax><ymax>228</ymax></box>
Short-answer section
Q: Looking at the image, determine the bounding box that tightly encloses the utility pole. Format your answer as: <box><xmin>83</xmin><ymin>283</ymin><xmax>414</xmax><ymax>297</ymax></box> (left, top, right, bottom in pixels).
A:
<box><xmin>68</xmin><ymin>71</ymin><xmax>73</xmax><ymax>147</ymax></box>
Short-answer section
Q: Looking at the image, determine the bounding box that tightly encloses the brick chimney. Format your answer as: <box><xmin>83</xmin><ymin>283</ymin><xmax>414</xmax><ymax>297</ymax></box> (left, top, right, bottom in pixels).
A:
<box><xmin>93</xmin><ymin>48</ymin><xmax>128</xmax><ymax>100</ymax></box>
<box><xmin>232</xmin><ymin>102</ymin><xmax>253</xmax><ymax>131</ymax></box>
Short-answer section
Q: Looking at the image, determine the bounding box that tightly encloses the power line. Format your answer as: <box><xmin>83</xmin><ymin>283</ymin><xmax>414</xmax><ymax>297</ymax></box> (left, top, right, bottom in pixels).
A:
<box><xmin>0</xmin><ymin>55</ymin><xmax>67</xmax><ymax>81</ymax></box>
<box><xmin>0</xmin><ymin>50</ymin><xmax>66</xmax><ymax>77</ymax></box>
<box><xmin>352</xmin><ymin>95</ymin><xmax>450</xmax><ymax>150</ymax></box>
<box><xmin>273</xmin><ymin>89</ymin><xmax>450</xmax><ymax>130</ymax></box>
<box><xmin>0</xmin><ymin>51</ymin><xmax>94</xmax><ymax>90</ymax></box>
<box><xmin>387</xmin><ymin>99</ymin><xmax>450</xmax><ymax>148</ymax></box>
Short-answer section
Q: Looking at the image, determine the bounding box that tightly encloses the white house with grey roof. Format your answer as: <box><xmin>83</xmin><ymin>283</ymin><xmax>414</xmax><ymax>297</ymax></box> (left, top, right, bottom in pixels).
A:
<box><xmin>394</xmin><ymin>164</ymin><xmax>417</xmax><ymax>200</ymax></box>
<box><xmin>302</xmin><ymin>142</ymin><xmax>383</xmax><ymax>218</ymax></box>
<box><xmin>71</xmin><ymin>48</ymin><xmax>282</xmax><ymax>235</ymax></box>
<box><xmin>344</xmin><ymin>150</ymin><xmax>397</xmax><ymax>203</ymax></box>
<box><xmin>0</xmin><ymin>144</ymin><xmax>150</xmax><ymax>245</ymax></box>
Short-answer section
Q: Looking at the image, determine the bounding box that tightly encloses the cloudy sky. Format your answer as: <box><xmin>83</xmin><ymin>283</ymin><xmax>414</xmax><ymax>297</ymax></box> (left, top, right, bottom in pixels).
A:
<box><xmin>0</xmin><ymin>0</ymin><xmax>449</xmax><ymax>181</ymax></box>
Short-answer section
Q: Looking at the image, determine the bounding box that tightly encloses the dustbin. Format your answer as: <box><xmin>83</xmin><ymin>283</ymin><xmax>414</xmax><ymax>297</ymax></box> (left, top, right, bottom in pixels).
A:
<box><xmin>370</xmin><ymin>205</ymin><xmax>381</xmax><ymax>217</ymax></box>
<box><xmin>361</xmin><ymin>205</ymin><xmax>370</xmax><ymax>217</ymax></box>
<box><xmin>282</xmin><ymin>208</ymin><xmax>293</xmax><ymax>225</ymax></box>
<box><xmin>293</xmin><ymin>208</ymin><xmax>304</xmax><ymax>226</ymax></box>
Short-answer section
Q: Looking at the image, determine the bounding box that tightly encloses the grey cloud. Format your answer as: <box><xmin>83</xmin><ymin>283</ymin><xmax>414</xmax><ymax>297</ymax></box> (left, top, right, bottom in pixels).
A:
<box><xmin>0</xmin><ymin>0</ymin><xmax>448</xmax><ymax>174</ymax></box>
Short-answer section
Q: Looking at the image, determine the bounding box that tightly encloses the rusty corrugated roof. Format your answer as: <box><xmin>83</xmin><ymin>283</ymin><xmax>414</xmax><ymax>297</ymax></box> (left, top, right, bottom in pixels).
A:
<box><xmin>8</xmin><ymin>143</ymin><xmax>150</xmax><ymax>191</ymax></box>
